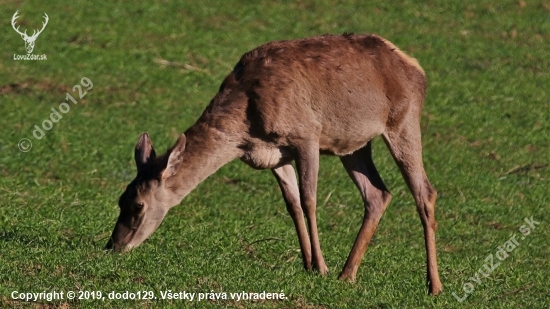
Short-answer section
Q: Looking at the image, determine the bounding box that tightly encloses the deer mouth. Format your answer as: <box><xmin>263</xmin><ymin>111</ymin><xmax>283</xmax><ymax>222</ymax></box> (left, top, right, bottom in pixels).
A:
<box><xmin>105</xmin><ymin>230</ymin><xmax>135</xmax><ymax>252</ymax></box>
<box><xmin>105</xmin><ymin>217</ymin><xmax>144</xmax><ymax>251</ymax></box>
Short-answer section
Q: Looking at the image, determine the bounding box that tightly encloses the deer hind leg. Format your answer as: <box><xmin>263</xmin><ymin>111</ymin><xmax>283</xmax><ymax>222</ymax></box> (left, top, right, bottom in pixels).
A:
<box><xmin>339</xmin><ymin>141</ymin><xmax>392</xmax><ymax>282</ymax></box>
<box><xmin>293</xmin><ymin>140</ymin><xmax>328</xmax><ymax>274</ymax></box>
<box><xmin>382</xmin><ymin>123</ymin><xmax>443</xmax><ymax>295</ymax></box>
<box><xmin>272</xmin><ymin>162</ymin><xmax>312</xmax><ymax>270</ymax></box>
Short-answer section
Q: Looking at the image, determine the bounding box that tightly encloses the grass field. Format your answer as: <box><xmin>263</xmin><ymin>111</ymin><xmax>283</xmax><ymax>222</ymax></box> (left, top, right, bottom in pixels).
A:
<box><xmin>1</xmin><ymin>0</ymin><xmax>549</xmax><ymax>308</ymax></box>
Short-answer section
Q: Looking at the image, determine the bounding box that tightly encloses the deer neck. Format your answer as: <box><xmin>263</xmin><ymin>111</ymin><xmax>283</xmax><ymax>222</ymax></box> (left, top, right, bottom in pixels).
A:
<box><xmin>167</xmin><ymin>122</ymin><xmax>243</xmax><ymax>204</ymax></box>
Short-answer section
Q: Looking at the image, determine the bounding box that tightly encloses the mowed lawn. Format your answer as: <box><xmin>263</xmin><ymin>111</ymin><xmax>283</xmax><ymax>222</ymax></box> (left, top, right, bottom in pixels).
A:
<box><xmin>1</xmin><ymin>0</ymin><xmax>548</xmax><ymax>308</ymax></box>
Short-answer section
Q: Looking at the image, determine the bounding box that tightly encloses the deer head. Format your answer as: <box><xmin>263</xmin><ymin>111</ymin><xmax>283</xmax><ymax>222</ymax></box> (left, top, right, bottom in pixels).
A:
<box><xmin>105</xmin><ymin>133</ymin><xmax>187</xmax><ymax>251</ymax></box>
<box><xmin>11</xmin><ymin>11</ymin><xmax>49</xmax><ymax>54</ymax></box>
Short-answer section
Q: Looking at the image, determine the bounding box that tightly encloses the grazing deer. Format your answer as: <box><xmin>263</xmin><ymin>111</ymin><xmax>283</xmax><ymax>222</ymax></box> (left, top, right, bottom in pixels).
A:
<box><xmin>11</xmin><ymin>11</ymin><xmax>49</xmax><ymax>54</ymax></box>
<box><xmin>106</xmin><ymin>33</ymin><xmax>442</xmax><ymax>295</ymax></box>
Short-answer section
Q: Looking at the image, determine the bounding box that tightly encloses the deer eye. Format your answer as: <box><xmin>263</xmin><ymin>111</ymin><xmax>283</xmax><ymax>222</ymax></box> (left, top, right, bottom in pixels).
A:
<box><xmin>135</xmin><ymin>202</ymin><xmax>144</xmax><ymax>210</ymax></box>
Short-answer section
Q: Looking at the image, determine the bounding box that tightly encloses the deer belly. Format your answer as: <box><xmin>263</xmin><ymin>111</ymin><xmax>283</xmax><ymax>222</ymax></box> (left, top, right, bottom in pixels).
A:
<box><xmin>241</xmin><ymin>147</ymin><xmax>292</xmax><ymax>170</ymax></box>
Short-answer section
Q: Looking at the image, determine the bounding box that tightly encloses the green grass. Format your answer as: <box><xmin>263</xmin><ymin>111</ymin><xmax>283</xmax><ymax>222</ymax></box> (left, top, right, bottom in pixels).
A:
<box><xmin>1</xmin><ymin>0</ymin><xmax>549</xmax><ymax>308</ymax></box>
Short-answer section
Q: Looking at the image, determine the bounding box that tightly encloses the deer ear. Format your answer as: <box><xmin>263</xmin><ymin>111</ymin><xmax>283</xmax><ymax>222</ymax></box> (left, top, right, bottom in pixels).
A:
<box><xmin>135</xmin><ymin>132</ymin><xmax>156</xmax><ymax>173</ymax></box>
<box><xmin>162</xmin><ymin>134</ymin><xmax>186</xmax><ymax>180</ymax></box>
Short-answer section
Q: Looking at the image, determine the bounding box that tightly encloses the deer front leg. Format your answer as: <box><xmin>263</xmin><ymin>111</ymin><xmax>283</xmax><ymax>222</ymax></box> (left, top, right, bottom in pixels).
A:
<box><xmin>293</xmin><ymin>141</ymin><xmax>328</xmax><ymax>275</ymax></box>
<box><xmin>272</xmin><ymin>163</ymin><xmax>312</xmax><ymax>270</ymax></box>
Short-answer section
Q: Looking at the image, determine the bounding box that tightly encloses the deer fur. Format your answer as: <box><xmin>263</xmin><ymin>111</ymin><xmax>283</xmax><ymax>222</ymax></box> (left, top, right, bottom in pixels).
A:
<box><xmin>106</xmin><ymin>33</ymin><xmax>443</xmax><ymax>295</ymax></box>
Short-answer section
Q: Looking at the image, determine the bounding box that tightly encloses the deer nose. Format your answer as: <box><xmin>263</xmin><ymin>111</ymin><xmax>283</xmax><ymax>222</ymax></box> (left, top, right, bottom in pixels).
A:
<box><xmin>105</xmin><ymin>238</ymin><xmax>133</xmax><ymax>252</ymax></box>
<box><xmin>104</xmin><ymin>238</ymin><xmax>114</xmax><ymax>250</ymax></box>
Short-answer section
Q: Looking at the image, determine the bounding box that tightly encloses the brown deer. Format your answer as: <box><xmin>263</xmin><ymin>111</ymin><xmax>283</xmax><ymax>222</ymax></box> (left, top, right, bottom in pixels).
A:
<box><xmin>106</xmin><ymin>33</ymin><xmax>442</xmax><ymax>295</ymax></box>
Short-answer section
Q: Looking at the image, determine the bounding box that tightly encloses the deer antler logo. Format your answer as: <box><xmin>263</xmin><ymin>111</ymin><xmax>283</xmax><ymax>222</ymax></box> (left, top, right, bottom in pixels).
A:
<box><xmin>11</xmin><ymin>11</ymin><xmax>49</xmax><ymax>54</ymax></box>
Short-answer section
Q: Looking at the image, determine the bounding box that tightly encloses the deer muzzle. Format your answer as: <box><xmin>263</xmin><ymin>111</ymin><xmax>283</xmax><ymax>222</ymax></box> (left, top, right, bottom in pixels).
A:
<box><xmin>105</xmin><ymin>209</ymin><xmax>168</xmax><ymax>251</ymax></box>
